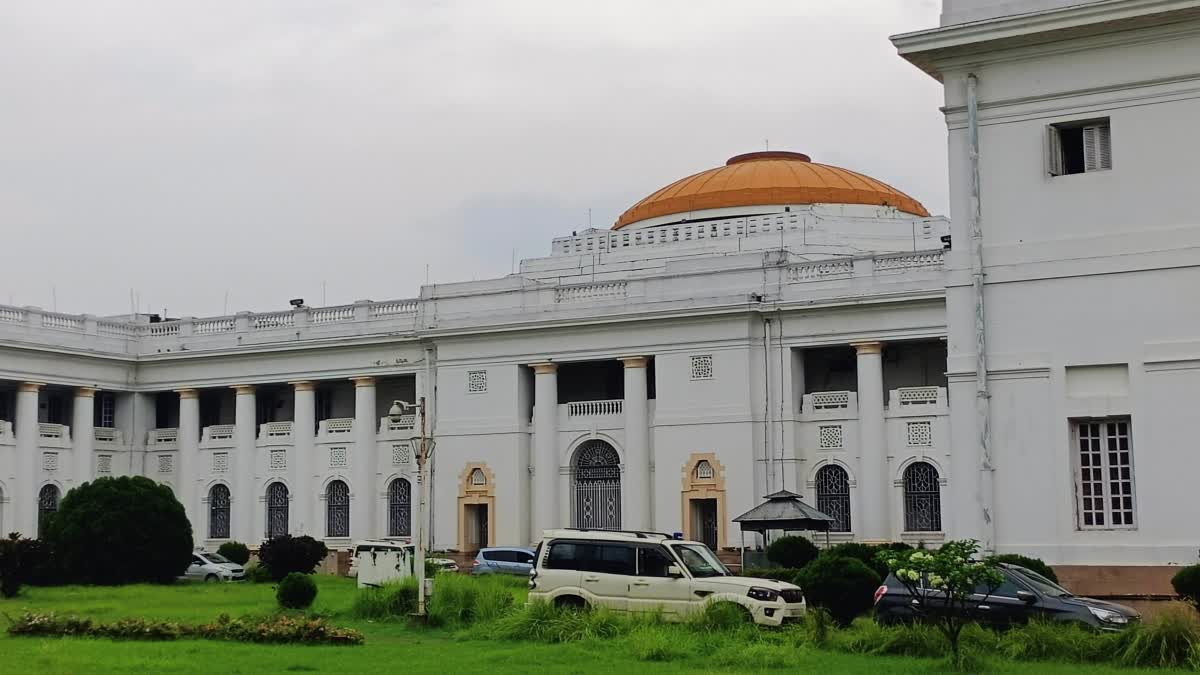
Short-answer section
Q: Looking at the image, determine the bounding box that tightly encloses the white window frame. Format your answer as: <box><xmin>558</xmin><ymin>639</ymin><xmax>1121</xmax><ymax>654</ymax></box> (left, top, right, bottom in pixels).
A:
<box><xmin>1047</xmin><ymin>117</ymin><xmax>1111</xmax><ymax>176</ymax></box>
<box><xmin>1072</xmin><ymin>417</ymin><xmax>1136</xmax><ymax>531</ymax></box>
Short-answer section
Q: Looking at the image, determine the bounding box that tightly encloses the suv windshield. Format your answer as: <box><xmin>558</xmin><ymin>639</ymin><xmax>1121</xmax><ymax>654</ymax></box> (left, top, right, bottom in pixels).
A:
<box><xmin>1009</xmin><ymin>566</ymin><xmax>1072</xmax><ymax>598</ymax></box>
<box><xmin>670</xmin><ymin>544</ymin><xmax>730</xmax><ymax>578</ymax></box>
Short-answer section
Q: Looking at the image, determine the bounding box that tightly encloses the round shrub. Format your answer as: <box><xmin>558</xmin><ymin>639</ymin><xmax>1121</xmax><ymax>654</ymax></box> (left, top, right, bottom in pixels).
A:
<box><xmin>277</xmin><ymin>572</ymin><xmax>318</xmax><ymax>610</ymax></box>
<box><xmin>741</xmin><ymin>567</ymin><xmax>804</xmax><ymax>585</ymax></box>
<box><xmin>44</xmin><ymin>476</ymin><xmax>192</xmax><ymax>585</ymax></box>
<box><xmin>1171</xmin><ymin>565</ymin><xmax>1200</xmax><ymax>610</ymax></box>
<box><xmin>258</xmin><ymin>535</ymin><xmax>328</xmax><ymax>582</ymax></box>
<box><xmin>244</xmin><ymin>562</ymin><xmax>273</xmax><ymax>583</ymax></box>
<box><xmin>766</xmin><ymin>535</ymin><xmax>819</xmax><ymax>569</ymax></box>
<box><xmin>217</xmin><ymin>541</ymin><xmax>251</xmax><ymax>566</ymax></box>
<box><xmin>989</xmin><ymin>553</ymin><xmax>1058</xmax><ymax>583</ymax></box>
<box><xmin>795</xmin><ymin>554</ymin><xmax>881</xmax><ymax>626</ymax></box>
<box><xmin>826</xmin><ymin>542</ymin><xmax>890</xmax><ymax>579</ymax></box>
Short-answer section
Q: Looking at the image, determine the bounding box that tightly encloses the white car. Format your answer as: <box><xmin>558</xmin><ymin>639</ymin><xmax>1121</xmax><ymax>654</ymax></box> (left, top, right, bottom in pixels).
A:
<box><xmin>528</xmin><ymin>529</ymin><xmax>805</xmax><ymax>626</ymax></box>
<box><xmin>182</xmin><ymin>551</ymin><xmax>245</xmax><ymax>582</ymax></box>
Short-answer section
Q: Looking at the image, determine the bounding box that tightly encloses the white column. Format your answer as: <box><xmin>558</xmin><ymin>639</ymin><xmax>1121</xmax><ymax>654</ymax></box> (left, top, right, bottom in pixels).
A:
<box><xmin>619</xmin><ymin>356</ymin><xmax>651</xmax><ymax>531</ymax></box>
<box><xmin>351</xmin><ymin>376</ymin><xmax>377</xmax><ymax>540</ymax></box>
<box><xmin>72</xmin><ymin>387</ymin><xmax>96</xmax><ymax>486</ymax></box>
<box><xmin>14</xmin><ymin>382</ymin><xmax>43</xmax><ymax>538</ymax></box>
<box><xmin>177</xmin><ymin>389</ymin><xmax>200</xmax><ymax>542</ymax></box>
<box><xmin>291</xmin><ymin>381</ymin><xmax>315</xmax><ymax>536</ymax></box>
<box><xmin>852</xmin><ymin>341</ymin><xmax>889</xmax><ymax>542</ymax></box>
<box><xmin>233</xmin><ymin>385</ymin><xmax>257</xmax><ymax>543</ymax></box>
<box><xmin>531</xmin><ymin>363</ymin><xmax>559</xmax><ymax>536</ymax></box>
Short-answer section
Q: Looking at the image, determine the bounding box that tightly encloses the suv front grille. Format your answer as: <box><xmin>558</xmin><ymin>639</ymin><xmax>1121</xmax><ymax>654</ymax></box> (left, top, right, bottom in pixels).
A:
<box><xmin>781</xmin><ymin>590</ymin><xmax>804</xmax><ymax>604</ymax></box>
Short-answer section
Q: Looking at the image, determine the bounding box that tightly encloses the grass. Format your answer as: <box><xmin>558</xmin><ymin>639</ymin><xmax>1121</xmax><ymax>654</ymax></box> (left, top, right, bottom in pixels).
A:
<box><xmin>0</xmin><ymin>576</ymin><xmax>1178</xmax><ymax>674</ymax></box>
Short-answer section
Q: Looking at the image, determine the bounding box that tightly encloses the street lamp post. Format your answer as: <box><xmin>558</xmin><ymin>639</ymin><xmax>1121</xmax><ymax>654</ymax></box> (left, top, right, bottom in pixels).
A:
<box><xmin>389</xmin><ymin>397</ymin><xmax>433</xmax><ymax>617</ymax></box>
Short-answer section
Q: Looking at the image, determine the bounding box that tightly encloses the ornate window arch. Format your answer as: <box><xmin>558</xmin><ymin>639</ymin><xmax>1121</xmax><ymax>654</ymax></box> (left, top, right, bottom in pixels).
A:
<box><xmin>814</xmin><ymin>464</ymin><xmax>851</xmax><ymax>533</ymax></box>
<box><xmin>902</xmin><ymin>462</ymin><xmax>942</xmax><ymax>532</ymax></box>
<box><xmin>326</xmin><ymin>480</ymin><xmax>350</xmax><ymax>538</ymax></box>
<box><xmin>694</xmin><ymin>460</ymin><xmax>714</xmax><ymax>480</ymax></box>
<box><xmin>470</xmin><ymin>468</ymin><xmax>486</xmax><ymax>486</ymax></box>
<box><xmin>388</xmin><ymin>478</ymin><xmax>412</xmax><ymax>537</ymax></box>
<box><xmin>37</xmin><ymin>484</ymin><xmax>59</xmax><ymax>537</ymax></box>
<box><xmin>265</xmin><ymin>482</ymin><xmax>289</xmax><ymax>539</ymax></box>
<box><xmin>208</xmin><ymin>484</ymin><xmax>231</xmax><ymax>539</ymax></box>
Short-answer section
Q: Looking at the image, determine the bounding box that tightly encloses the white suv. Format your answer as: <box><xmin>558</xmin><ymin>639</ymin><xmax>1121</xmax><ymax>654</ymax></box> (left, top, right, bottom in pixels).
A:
<box><xmin>528</xmin><ymin>529</ymin><xmax>805</xmax><ymax>626</ymax></box>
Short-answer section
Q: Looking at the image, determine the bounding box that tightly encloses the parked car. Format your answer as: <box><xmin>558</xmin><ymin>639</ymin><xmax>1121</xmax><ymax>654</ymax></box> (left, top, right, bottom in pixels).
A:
<box><xmin>472</xmin><ymin>547</ymin><xmax>536</xmax><ymax>576</ymax></box>
<box><xmin>528</xmin><ymin>529</ymin><xmax>804</xmax><ymax>626</ymax></box>
<box><xmin>182</xmin><ymin>551</ymin><xmax>245</xmax><ymax>582</ymax></box>
<box><xmin>428</xmin><ymin>557</ymin><xmax>460</xmax><ymax>573</ymax></box>
<box><xmin>874</xmin><ymin>563</ymin><xmax>1139</xmax><ymax>630</ymax></box>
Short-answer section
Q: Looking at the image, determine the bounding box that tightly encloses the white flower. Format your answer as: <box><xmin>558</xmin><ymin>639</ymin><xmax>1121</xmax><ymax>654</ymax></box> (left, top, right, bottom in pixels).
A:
<box><xmin>929</xmin><ymin>575</ymin><xmax>944</xmax><ymax>588</ymax></box>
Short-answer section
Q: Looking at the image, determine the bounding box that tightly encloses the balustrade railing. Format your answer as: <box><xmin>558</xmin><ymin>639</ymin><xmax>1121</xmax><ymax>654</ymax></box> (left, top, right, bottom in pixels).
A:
<box><xmin>259</xmin><ymin>421</ymin><xmax>294</xmax><ymax>439</ymax></box>
<box><xmin>148</xmin><ymin>428</ymin><xmax>178</xmax><ymax>444</ymax></box>
<box><xmin>253</xmin><ymin>312</ymin><xmax>295</xmax><ymax>330</ymax></box>
<box><xmin>379</xmin><ymin>415</ymin><xmax>416</xmax><ymax>434</ymax></box>
<box><xmin>310</xmin><ymin>306</ymin><xmax>354</xmax><ymax>324</ymax></box>
<box><xmin>807</xmin><ymin>391</ymin><xmax>852</xmax><ymax>411</ymax></box>
<box><xmin>788</xmin><ymin>260</ymin><xmax>854</xmax><ymax>282</ymax></box>
<box><xmin>556</xmin><ymin>282</ymin><xmax>628</xmax><ymax>304</ymax></box>
<box><xmin>319</xmin><ymin>418</ymin><xmax>354</xmax><ymax>435</ymax></box>
<box><xmin>203</xmin><ymin>424</ymin><xmax>236</xmax><ymax>442</ymax></box>
<box><xmin>39</xmin><ymin>423</ymin><xmax>68</xmax><ymax>439</ymax></box>
<box><xmin>874</xmin><ymin>251</ymin><xmax>944</xmax><ymax>272</ymax></box>
<box><xmin>896</xmin><ymin>386</ymin><xmax>940</xmax><ymax>406</ymax></box>
<box><xmin>42</xmin><ymin>313</ymin><xmax>82</xmax><ymax>330</ymax></box>
<box><xmin>567</xmin><ymin>399</ymin><xmax>624</xmax><ymax>416</ymax></box>
<box><xmin>93</xmin><ymin>427</ymin><xmax>122</xmax><ymax>444</ymax></box>
<box><xmin>195</xmin><ymin>318</ymin><xmax>235</xmax><ymax>335</ymax></box>
<box><xmin>371</xmin><ymin>301</ymin><xmax>418</xmax><ymax>317</ymax></box>
<box><xmin>0</xmin><ymin>307</ymin><xmax>23</xmax><ymax>323</ymax></box>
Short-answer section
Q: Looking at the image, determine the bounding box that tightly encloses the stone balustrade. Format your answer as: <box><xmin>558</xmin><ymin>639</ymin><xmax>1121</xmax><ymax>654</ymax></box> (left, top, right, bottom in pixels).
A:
<box><xmin>258</xmin><ymin>421</ymin><xmax>294</xmax><ymax>441</ymax></box>
<box><xmin>566</xmin><ymin>399</ymin><xmax>624</xmax><ymax>416</ymax></box>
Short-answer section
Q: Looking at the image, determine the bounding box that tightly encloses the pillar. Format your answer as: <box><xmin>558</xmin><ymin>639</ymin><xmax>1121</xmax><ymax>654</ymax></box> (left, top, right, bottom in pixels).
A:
<box><xmin>291</xmin><ymin>381</ymin><xmax>315</xmax><ymax>536</ymax></box>
<box><xmin>14</xmin><ymin>382</ymin><xmax>43</xmax><ymax>538</ymax></box>
<box><xmin>233</xmin><ymin>384</ymin><xmax>257</xmax><ymax>543</ymax></box>
<box><xmin>351</xmin><ymin>376</ymin><xmax>377</xmax><ymax>539</ymax></box>
<box><xmin>177</xmin><ymin>389</ymin><xmax>200</xmax><ymax>541</ymax></box>
<box><xmin>72</xmin><ymin>387</ymin><xmax>96</xmax><ymax>485</ymax></box>
<box><xmin>619</xmin><ymin>356</ymin><xmax>651</xmax><ymax>531</ymax></box>
<box><xmin>852</xmin><ymin>341</ymin><xmax>889</xmax><ymax>541</ymax></box>
<box><xmin>531</xmin><ymin>363</ymin><xmax>559</xmax><ymax>537</ymax></box>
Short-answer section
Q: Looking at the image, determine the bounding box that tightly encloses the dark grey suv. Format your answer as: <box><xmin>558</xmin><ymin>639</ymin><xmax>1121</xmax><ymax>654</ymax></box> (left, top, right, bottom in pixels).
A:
<box><xmin>874</xmin><ymin>563</ymin><xmax>1139</xmax><ymax>630</ymax></box>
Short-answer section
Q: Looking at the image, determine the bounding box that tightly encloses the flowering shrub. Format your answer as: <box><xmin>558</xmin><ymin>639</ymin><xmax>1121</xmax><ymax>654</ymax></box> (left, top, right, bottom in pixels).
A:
<box><xmin>7</xmin><ymin>612</ymin><xmax>363</xmax><ymax>646</ymax></box>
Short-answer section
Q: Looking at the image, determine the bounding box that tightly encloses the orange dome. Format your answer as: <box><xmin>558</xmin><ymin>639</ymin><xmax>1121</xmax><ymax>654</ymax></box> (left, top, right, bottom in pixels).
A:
<box><xmin>613</xmin><ymin>151</ymin><xmax>929</xmax><ymax>230</ymax></box>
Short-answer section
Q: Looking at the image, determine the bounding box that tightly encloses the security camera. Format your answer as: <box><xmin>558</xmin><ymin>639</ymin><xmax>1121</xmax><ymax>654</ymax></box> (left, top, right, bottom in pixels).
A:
<box><xmin>289</xmin><ymin>298</ymin><xmax>305</xmax><ymax>308</ymax></box>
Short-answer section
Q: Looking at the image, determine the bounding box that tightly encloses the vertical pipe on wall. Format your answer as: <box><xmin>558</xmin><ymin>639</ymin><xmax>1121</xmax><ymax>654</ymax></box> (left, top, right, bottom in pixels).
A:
<box><xmin>967</xmin><ymin>73</ymin><xmax>996</xmax><ymax>553</ymax></box>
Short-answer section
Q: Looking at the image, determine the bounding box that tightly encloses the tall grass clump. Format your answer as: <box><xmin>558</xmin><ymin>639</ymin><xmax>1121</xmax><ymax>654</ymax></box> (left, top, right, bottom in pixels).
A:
<box><xmin>689</xmin><ymin>601</ymin><xmax>751</xmax><ymax>631</ymax></box>
<box><xmin>482</xmin><ymin>601</ymin><xmax>626</xmax><ymax>643</ymax></box>
<box><xmin>1001</xmin><ymin>619</ymin><xmax>1110</xmax><ymax>663</ymax></box>
<box><xmin>426</xmin><ymin>573</ymin><xmax>515</xmax><ymax>627</ymax></box>
<box><xmin>1120</xmin><ymin>602</ymin><xmax>1200</xmax><ymax>669</ymax></box>
<box><xmin>351</xmin><ymin>578</ymin><xmax>418</xmax><ymax>620</ymax></box>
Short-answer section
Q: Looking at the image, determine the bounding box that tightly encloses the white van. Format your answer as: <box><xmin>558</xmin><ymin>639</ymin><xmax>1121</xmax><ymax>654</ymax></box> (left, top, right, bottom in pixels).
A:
<box><xmin>528</xmin><ymin>529</ymin><xmax>805</xmax><ymax>626</ymax></box>
<box><xmin>351</xmin><ymin>540</ymin><xmax>416</xmax><ymax>588</ymax></box>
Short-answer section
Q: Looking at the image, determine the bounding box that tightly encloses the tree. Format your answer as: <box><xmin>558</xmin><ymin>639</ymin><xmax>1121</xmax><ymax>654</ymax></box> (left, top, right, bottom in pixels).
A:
<box><xmin>217</xmin><ymin>541</ymin><xmax>251</xmax><ymax>566</ymax></box>
<box><xmin>877</xmin><ymin>539</ymin><xmax>1003</xmax><ymax>667</ymax></box>
<box><xmin>0</xmin><ymin>533</ymin><xmax>37</xmax><ymax>597</ymax></box>
<box><xmin>795</xmin><ymin>554</ymin><xmax>881</xmax><ymax>625</ymax></box>
<box><xmin>44</xmin><ymin>476</ymin><xmax>193</xmax><ymax>585</ymax></box>
<box><xmin>258</xmin><ymin>535</ymin><xmax>328</xmax><ymax>582</ymax></box>
<box><xmin>766</xmin><ymin>535</ymin><xmax>819</xmax><ymax>569</ymax></box>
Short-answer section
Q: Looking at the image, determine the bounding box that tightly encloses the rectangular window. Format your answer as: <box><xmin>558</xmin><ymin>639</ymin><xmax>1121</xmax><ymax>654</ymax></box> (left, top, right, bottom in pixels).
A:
<box><xmin>1048</xmin><ymin>118</ymin><xmax>1111</xmax><ymax>176</ymax></box>
<box><xmin>467</xmin><ymin>370</ymin><xmax>488</xmax><ymax>394</ymax></box>
<box><xmin>94</xmin><ymin>392</ymin><xmax>116</xmax><ymax>428</ymax></box>
<box><xmin>1074</xmin><ymin>418</ymin><xmax>1135</xmax><ymax>530</ymax></box>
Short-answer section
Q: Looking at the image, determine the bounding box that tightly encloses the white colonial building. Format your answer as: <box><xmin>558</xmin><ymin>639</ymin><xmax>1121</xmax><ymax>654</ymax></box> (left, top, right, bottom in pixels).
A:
<box><xmin>0</xmin><ymin>0</ymin><xmax>1196</xmax><ymax>586</ymax></box>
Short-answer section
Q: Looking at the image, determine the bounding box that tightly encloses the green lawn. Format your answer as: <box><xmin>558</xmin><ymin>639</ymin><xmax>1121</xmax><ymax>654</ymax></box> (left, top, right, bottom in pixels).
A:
<box><xmin>0</xmin><ymin>577</ymin><xmax>1164</xmax><ymax>674</ymax></box>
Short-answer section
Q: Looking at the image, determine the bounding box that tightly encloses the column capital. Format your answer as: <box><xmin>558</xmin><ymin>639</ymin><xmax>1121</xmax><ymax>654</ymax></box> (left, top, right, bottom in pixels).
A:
<box><xmin>350</xmin><ymin>376</ymin><xmax>376</xmax><ymax>388</ymax></box>
<box><xmin>850</xmin><ymin>341</ymin><xmax>884</xmax><ymax>355</ymax></box>
<box><xmin>175</xmin><ymin>388</ymin><xmax>199</xmax><ymax>399</ymax></box>
<box><xmin>530</xmin><ymin>362</ymin><xmax>558</xmax><ymax>375</ymax></box>
<box><xmin>18</xmin><ymin>382</ymin><xmax>45</xmax><ymax>393</ymax></box>
<box><xmin>617</xmin><ymin>356</ymin><xmax>649</xmax><ymax>369</ymax></box>
<box><xmin>74</xmin><ymin>386</ymin><xmax>98</xmax><ymax>398</ymax></box>
<box><xmin>289</xmin><ymin>380</ymin><xmax>315</xmax><ymax>392</ymax></box>
<box><xmin>231</xmin><ymin>384</ymin><xmax>256</xmax><ymax>395</ymax></box>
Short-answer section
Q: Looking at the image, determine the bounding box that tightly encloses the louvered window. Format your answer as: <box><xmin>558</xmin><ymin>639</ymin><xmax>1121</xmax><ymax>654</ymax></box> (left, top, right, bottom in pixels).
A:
<box><xmin>1048</xmin><ymin>118</ymin><xmax>1111</xmax><ymax>176</ymax></box>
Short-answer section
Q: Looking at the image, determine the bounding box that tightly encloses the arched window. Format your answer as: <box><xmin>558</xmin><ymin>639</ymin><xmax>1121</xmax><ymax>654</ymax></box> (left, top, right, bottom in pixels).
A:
<box><xmin>903</xmin><ymin>462</ymin><xmax>942</xmax><ymax>532</ymax></box>
<box><xmin>388</xmin><ymin>478</ymin><xmax>411</xmax><ymax>537</ymax></box>
<box><xmin>815</xmin><ymin>465</ymin><xmax>851</xmax><ymax>532</ymax></box>
<box><xmin>470</xmin><ymin>468</ymin><xmax>486</xmax><ymax>486</ymax></box>
<box><xmin>266</xmin><ymin>482</ymin><xmax>289</xmax><ymax>539</ymax></box>
<box><xmin>326</xmin><ymin>480</ymin><xmax>350</xmax><ymax>538</ymax></box>
<box><xmin>37</xmin><ymin>485</ymin><xmax>59</xmax><ymax>537</ymax></box>
<box><xmin>209</xmin><ymin>484</ymin><xmax>231</xmax><ymax>539</ymax></box>
<box><xmin>694</xmin><ymin>460</ymin><xmax>714</xmax><ymax>480</ymax></box>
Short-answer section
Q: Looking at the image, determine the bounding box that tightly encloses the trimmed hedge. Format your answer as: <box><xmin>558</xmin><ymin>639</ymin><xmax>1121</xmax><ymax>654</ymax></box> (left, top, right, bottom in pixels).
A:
<box><xmin>1171</xmin><ymin>565</ymin><xmax>1200</xmax><ymax>611</ymax></box>
<box><xmin>277</xmin><ymin>572</ymin><xmax>318</xmax><ymax>610</ymax></box>
<box><xmin>765</xmin><ymin>536</ymin><xmax>819</xmax><ymax>569</ymax></box>
<box><xmin>217</xmin><ymin>542</ymin><xmax>251</xmax><ymax>566</ymax></box>
<box><xmin>258</xmin><ymin>535</ymin><xmax>328</xmax><ymax>582</ymax></box>
<box><xmin>795</xmin><ymin>555</ymin><xmax>881</xmax><ymax>626</ymax></box>
<box><xmin>741</xmin><ymin>567</ymin><xmax>803</xmax><ymax>585</ymax></box>
<box><xmin>7</xmin><ymin>612</ymin><xmax>363</xmax><ymax>645</ymax></box>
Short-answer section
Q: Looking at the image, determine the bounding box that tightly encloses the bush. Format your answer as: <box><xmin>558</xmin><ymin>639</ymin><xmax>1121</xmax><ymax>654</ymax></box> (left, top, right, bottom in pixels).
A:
<box><xmin>0</xmin><ymin>533</ymin><xmax>38</xmax><ymax>597</ymax></box>
<box><xmin>217</xmin><ymin>542</ymin><xmax>251</xmax><ymax>566</ymax></box>
<box><xmin>765</xmin><ymin>536</ymin><xmax>819</xmax><ymax>569</ymax></box>
<box><xmin>1120</xmin><ymin>602</ymin><xmax>1200</xmax><ymax>669</ymax></box>
<box><xmin>43</xmin><ymin>476</ymin><xmax>192</xmax><ymax>585</ymax></box>
<box><xmin>795</xmin><ymin>555</ymin><xmax>881</xmax><ymax>625</ymax></box>
<box><xmin>244</xmin><ymin>562</ymin><xmax>272</xmax><ymax>583</ymax></box>
<box><xmin>257</xmin><ymin>535</ymin><xmax>328</xmax><ymax>582</ymax></box>
<box><xmin>740</xmin><ymin>567</ymin><xmax>803</xmax><ymax>585</ymax></box>
<box><xmin>20</xmin><ymin>539</ymin><xmax>61</xmax><ymax>586</ymax></box>
<box><xmin>988</xmin><ymin>554</ymin><xmax>1058</xmax><ymax>583</ymax></box>
<box><xmin>276</xmin><ymin>572</ymin><xmax>318</xmax><ymax>610</ymax></box>
<box><xmin>1172</xmin><ymin>564</ymin><xmax>1200</xmax><ymax>611</ymax></box>
<box><xmin>352</xmin><ymin>578</ymin><xmax>418</xmax><ymax>619</ymax></box>
<box><xmin>8</xmin><ymin>612</ymin><xmax>363</xmax><ymax>645</ymax></box>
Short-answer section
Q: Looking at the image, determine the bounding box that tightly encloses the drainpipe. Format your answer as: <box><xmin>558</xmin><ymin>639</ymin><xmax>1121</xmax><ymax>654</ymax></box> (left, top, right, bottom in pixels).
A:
<box><xmin>967</xmin><ymin>73</ymin><xmax>995</xmax><ymax>554</ymax></box>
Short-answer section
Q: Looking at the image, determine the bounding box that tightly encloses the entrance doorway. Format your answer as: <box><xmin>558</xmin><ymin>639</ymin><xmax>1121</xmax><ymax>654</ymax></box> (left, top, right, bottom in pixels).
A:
<box><xmin>571</xmin><ymin>440</ymin><xmax>622</xmax><ymax>530</ymax></box>
<box><xmin>464</xmin><ymin>503</ymin><xmax>489</xmax><ymax>552</ymax></box>
<box><xmin>691</xmin><ymin>499</ymin><xmax>719</xmax><ymax>549</ymax></box>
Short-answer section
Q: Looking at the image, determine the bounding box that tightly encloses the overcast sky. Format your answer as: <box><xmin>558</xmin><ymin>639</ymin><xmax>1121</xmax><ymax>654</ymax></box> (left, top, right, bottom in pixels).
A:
<box><xmin>1</xmin><ymin>0</ymin><xmax>945</xmax><ymax>318</ymax></box>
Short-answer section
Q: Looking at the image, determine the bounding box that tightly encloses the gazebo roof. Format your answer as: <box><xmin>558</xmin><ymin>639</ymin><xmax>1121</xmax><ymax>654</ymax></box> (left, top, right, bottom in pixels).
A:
<box><xmin>732</xmin><ymin>489</ymin><xmax>836</xmax><ymax>533</ymax></box>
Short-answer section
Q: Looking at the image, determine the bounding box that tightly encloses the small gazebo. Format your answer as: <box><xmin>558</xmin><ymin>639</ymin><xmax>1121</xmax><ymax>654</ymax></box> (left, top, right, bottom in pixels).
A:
<box><xmin>732</xmin><ymin>489</ymin><xmax>836</xmax><ymax>569</ymax></box>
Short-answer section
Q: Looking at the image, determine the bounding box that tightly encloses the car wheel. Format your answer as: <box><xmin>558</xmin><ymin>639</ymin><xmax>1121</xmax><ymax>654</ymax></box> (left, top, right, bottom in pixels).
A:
<box><xmin>204</xmin><ymin>574</ymin><xmax>219</xmax><ymax>583</ymax></box>
<box><xmin>554</xmin><ymin>595</ymin><xmax>588</xmax><ymax>612</ymax></box>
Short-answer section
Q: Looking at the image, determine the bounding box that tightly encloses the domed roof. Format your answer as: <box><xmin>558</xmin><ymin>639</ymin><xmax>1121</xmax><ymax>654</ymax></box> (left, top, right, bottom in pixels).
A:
<box><xmin>613</xmin><ymin>151</ymin><xmax>930</xmax><ymax>230</ymax></box>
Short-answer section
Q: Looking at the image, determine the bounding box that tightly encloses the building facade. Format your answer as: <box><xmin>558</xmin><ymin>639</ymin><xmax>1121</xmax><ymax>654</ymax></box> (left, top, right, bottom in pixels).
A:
<box><xmin>0</xmin><ymin>1</ymin><xmax>1196</xmax><ymax>580</ymax></box>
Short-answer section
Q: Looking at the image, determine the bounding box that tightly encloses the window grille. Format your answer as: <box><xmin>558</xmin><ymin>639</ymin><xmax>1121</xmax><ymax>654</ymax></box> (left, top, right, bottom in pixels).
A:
<box><xmin>694</xmin><ymin>460</ymin><xmax>714</xmax><ymax>480</ymax></box>
<box><xmin>326</xmin><ymin>480</ymin><xmax>350</xmax><ymax>537</ymax></box>
<box><xmin>392</xmin><ymin>443</ymin><xmax>411</xmax><ymax>466</ymax></box>
<box><xmin>37</xmin><ymin>485</ymin><xmax>59</xmax><ymax>537</ymax></box>
<box><xmin>265</xmin><ymin>482</ymin><xmax>288</xmax><ymax>539</ymax></box>
<box><xmin>906</xmin><ymin>421</ymin><xmax>933</xmax><ymax>447</ymax></box>
<box><xmin>96</xmin><ymin>454</ymin><xmax>112</xmax><ymax>474</ymax></box>
<box><xmin>158</xmin><ymin>454</ymin><xmax>174</xmax><ymax>473</ymax></box>
<box><xmin>471</xmin><ymin>468</ymin><xmax>487</xmax><ymax>485</ymax></box>
<box><xmin>208</xmin><ymin>484</ymin><xmax>230</xmax><ymax>539</ymax></box>
<box><xmin>212</xmin><ymin>452</ymin><xmax>229</xmax><ymax>473</ymax></box>
<box><xmin>814</xmin><ymin>465</ymin><xmax>851</xmax><ymax>532</ymax></box>
<box><xmin>818</xmin><ymin>425</ymin><xmax>843</xmax><ymax>449</ymax></box>
<box><xmin>388</xmin><ymin>478</ymin><xmax>411</xmax><ymax>537</ymax></box>
<box><xmin>467</xmin><ymin>370</ymin><xmax>488</xmax><ymax>393</ymax></box>
<box><xmin>42</xmin><ymin>452</ymin><xmax>58</xmax><ymax>471</ymax></box>
<box><xmin>690</xmin><ymin>355</ymin><xmax>714</xmax><ymax>381</ymax></box>
<box><xmin>269</xmin><ymin>449</ymin><xmax>286</xmax><ymax>471</ymax></box>
<box><xmin>1075</xmin><ymin>418</ymin><xmax>1135</xmax><ymax>529</ymax></box>
<box><xmin>903</xmin><ymin>462</ymin><xmax>942</xmax><ymax>532</ymax></box>
<box><xmin>330</xmin><ymin>447</ymin><xmax>347</xmax><ymax>468</ymax></box>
